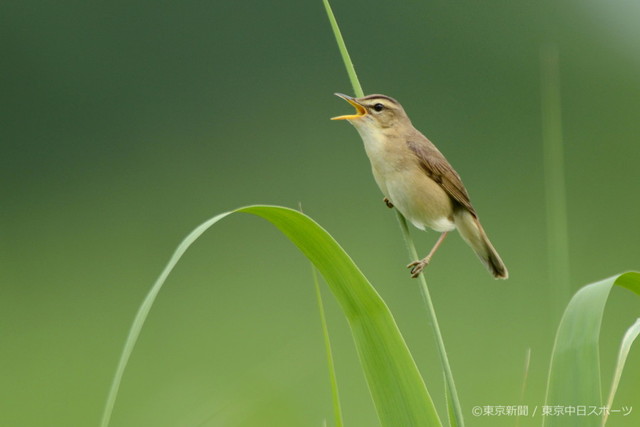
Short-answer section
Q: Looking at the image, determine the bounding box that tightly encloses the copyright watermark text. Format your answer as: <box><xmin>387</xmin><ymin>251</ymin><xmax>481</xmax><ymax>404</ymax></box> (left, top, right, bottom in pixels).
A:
<box><xmin>471</xmin><ymin>405</ymin><xmax>632</xmax><ymax>417</ymax></box>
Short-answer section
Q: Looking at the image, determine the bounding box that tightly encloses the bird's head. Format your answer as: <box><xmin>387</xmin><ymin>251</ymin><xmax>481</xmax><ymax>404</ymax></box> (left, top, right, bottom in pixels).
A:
<box><xmin>332</xmin><ymin>93</ymin><xmax>410</xmax><ymax>130</ymax></box>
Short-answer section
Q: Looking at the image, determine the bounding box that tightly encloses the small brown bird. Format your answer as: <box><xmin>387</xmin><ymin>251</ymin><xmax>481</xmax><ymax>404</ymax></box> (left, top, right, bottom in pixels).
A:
<box><xmin>332</xmin><ymin>93</ymin><xmax>508</xmax><ymax>279</ymax></box>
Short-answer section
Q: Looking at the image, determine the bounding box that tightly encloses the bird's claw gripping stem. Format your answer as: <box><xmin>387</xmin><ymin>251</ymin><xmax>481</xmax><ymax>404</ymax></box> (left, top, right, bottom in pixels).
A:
<box><xmin>407</xmin><ymin>258</ymin><xmax>430</xmax><ymax>278</ymax></box>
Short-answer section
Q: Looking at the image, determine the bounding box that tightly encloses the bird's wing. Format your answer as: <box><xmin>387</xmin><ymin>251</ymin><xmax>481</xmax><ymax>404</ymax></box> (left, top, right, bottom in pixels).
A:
<box><xmin>407</xmin><ymin>140</ymin><xmax>477</xmax><ymax>217</ymax></box>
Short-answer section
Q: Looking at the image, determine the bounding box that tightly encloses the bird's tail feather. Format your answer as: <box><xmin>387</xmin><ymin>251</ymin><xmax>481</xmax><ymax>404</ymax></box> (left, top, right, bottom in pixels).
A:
<box><xmin>454</xmin><ymin>210</ymin><xmax>508</xmax><ymax>279</ymax></box>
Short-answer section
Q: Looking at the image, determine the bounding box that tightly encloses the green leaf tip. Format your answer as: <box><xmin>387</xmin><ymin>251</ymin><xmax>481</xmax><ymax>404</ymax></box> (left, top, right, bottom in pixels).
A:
<box><xmin>544</xmin><ymin>271</ymin><xmax>640</xmax><ymax>427</ymax></box>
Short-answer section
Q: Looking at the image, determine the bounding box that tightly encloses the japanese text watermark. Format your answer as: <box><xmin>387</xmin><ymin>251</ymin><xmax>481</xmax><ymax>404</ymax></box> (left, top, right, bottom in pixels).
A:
<box><xmin>471</xmin><ymin>405</ymin><xmax>632</xmax><ymax>417</ymax></box>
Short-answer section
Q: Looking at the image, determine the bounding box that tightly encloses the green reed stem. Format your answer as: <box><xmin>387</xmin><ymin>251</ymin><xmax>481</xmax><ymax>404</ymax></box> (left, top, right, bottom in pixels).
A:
<box><xmin>396</xmin><ymin>213</ymin><xmax>465</xmax><ymax>427</ymax></box>
<box><xmin>540</xmin><ymin>44</ymin><xmax>571</xmax><ymax>318</ymax></box>
<box><xmin>322</xmin><ymin>0</ymin><xmax>364</xmax><ymax>98</ymax></box>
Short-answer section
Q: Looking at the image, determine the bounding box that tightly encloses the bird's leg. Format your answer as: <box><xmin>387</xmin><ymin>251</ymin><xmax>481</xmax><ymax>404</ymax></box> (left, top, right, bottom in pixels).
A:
<box><xmin>407</xmin><ymin>232</ymin><xmax>448</xmax><ymax>278</ymax></box>
<box><xmin>383</xmin><ymin>197</ymin><xmax>394</xmax><ymax>208</ymax></box>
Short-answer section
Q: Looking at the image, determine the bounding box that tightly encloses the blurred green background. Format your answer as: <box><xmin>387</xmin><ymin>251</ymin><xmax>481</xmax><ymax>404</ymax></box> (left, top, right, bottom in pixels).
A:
<box><xmin>2</xmin><ymin>1</ymin><xmax>639</xmax><ymax>426</ymax></box>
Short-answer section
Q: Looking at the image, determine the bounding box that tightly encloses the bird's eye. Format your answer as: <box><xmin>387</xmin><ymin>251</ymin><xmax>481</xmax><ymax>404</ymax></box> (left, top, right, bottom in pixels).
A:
<box><xmin>373</xmin><ymin>103</ymin><xmax>384</xmax><ymax>112</ymax></box>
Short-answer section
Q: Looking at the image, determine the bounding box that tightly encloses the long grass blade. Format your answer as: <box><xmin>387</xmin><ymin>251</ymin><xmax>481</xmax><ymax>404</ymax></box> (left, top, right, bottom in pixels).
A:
<box><xmin>312</xmin><ymin>267</ymin><xmax>344</xmax><ymax>427</ymax></box>
<box><xmin>543</xmin><ymin>272</ymin><xmax>640</xmax><ymax>427</ymax></box>
<box><xmin>100</xmin><ymin>211</ymin><xmax>234</xmax><ymax>427</ymax></box>
<box><xmin>101</xmin><ymin>206</ymin><xmax>442</xmax><ymax>426</ymax></box>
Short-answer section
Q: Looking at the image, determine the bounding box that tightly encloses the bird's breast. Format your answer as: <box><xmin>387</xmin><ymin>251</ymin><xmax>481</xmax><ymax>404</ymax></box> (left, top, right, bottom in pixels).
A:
<box><xmin>356</xmin><ymin>127</ymin><xmax>456</xmax><ymax>232</ymax></box>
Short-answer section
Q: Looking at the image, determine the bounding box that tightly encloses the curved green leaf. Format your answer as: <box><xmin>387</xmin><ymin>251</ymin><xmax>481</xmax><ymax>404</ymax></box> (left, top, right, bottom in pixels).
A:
<box><xmin>543</xmin><ymin>271</ymin><xmax>640</xmax><ymax>427</ymax></box>
<box><xmin>101</xmin><ymin>205</ymin><xmax>442</xmax><ymax>427</ymax></box>
<box><xmin>603</xmin><ymin>318</ymin><xmax>640</xmax><ymax>425</ymax></box>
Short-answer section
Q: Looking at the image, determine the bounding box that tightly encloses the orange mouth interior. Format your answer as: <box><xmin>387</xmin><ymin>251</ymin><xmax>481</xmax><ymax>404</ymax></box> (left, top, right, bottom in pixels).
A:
<box><xmin>332</xmin><ymin>96</ymin><xmax>366</xmax><ymax>120</ymax></box>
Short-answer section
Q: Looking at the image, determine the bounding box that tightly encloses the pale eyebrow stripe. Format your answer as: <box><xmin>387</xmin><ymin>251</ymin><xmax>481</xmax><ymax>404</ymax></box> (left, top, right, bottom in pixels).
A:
<box><xmin>360</xmin><ymin>94</ymin><xmax>399</xmax><ymax>105</ymax></box>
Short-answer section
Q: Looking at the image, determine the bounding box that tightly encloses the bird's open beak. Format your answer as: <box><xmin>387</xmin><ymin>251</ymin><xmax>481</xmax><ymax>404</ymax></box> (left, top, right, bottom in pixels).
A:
<box><xmin>331</xmin><ymin>93</ymin><xmax>367</xmax><ymax>120</ymax></box>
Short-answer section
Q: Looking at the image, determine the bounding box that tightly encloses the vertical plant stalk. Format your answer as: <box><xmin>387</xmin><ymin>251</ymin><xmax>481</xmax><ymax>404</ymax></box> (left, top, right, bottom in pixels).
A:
<box><xmin>516</xmin><ymin>348</ymin><xmax>532</xmax><ymax>427</ymax></box>
<box><xmin>313</xmin><ymin>267</ymin><xmax>344</xmax><ymax>427</ymax></box>
<box><xmin>323</xmin><ymin>1</ymin><xmax>464</xmax><ymax>424</ymax></box>
<box><xmin>540</xmin><ymin>44</ymin><xmax>571</xmax><ymax>314</ymax></box>
<box><xmin>322</xmin><ymin>0</ymin><xmax>364</xmax><ymax>98</ymax></box>
<box><xmin>396</xmin><ymin>213</ymin><xmax>465</xmax><ymax>427</ymax></box>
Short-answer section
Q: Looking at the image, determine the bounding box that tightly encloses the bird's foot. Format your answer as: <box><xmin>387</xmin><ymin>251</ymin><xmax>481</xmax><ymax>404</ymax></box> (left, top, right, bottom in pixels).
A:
<box><xmin>407</xmin><ymin>257</ymin><xmax>430</xmax><ymax>278</ymax></box>
<box><xmin>383</xmin><ymin>197</ymin><xmax>394</xmax><ymax>208</ymax></box>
